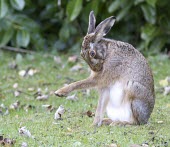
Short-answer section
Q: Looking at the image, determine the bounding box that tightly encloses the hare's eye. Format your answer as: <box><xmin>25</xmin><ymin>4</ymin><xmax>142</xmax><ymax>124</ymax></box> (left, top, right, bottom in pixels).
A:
<box><xmin>89</xmin><ymin>50</ymin><xmax>96</xmax><ymax>57</ymax></box>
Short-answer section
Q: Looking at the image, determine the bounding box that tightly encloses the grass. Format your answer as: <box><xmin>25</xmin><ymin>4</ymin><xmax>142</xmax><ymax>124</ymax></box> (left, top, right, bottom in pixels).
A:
<box><xmin>0</xmin><ymin>50</ymin><xmax>170</xmax><ymax>147</ymax></box>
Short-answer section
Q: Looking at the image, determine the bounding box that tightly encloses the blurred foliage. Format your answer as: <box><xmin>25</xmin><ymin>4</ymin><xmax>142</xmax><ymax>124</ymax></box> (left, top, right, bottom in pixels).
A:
<box><xmin>0</xmin><ymin>0</ymin><xmax>170</xmax><ymax>54</ymax></box>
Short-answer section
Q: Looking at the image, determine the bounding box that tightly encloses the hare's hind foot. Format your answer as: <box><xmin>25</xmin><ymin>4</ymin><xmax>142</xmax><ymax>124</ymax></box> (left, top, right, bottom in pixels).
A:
<box><xmin>109</xmin><ymin>121</ymin><xmax>133</xmax><ymax>127</ymax></box>
<box><xmin>102</xmin><ymin>118</ymin><xmax>113</xmax><ymax>125</ymax></box>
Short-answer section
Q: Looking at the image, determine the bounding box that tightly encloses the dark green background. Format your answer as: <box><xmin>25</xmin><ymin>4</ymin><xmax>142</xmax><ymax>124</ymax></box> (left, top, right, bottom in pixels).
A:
<box><xmin>0</xmin><ymin>0</ymin><xmax>170</xmax><ymax>55</ymax></box>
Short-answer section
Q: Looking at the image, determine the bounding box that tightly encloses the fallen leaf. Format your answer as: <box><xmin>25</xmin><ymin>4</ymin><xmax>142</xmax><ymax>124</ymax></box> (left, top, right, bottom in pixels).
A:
<box><xmin>36</xmin><ymin>95</ymin><xmax>49</xmax><ymax>100</ymax></box>
<box><xmin>130</xmin><ymin>145</ymin><xmax>142</xmax><ymax>147</ymax></box>
<box><xmin>141</xmin><ymin>144</ymin><xmax>149</xmax><ymax>147</ymax></box>
<box><xmin>54</xmin><ymin>105</ymin><xmax>65</xmax><ymax>120</ymax></box>
<box><xmin>157</xmin><ymin>120</ymin><xmax>163</xmax><ymax>124</ymax></box>
<box><xmin>22</xmin><ymin>104</ymin><xmax>35</xmax><ymax>112</ymax></box>
<box><xmin>13</xmin><ymin>83</ymin><xmax>18</xmax><ymax>89</ymax></box>
<box><xmin>19</xmin><ymin>127</ymin><xmax>32</xmax><ymax>138</ymax></box>
<box><xmin>166</xmin><ymin>76</ymin><xmax>170</xmax><ymax>83</ymax></box>
<box><xmin>0</xmin><ymin>104</ymin><xmax>9</xmax><ymax>115</ymax></box>
<box><xmin>19</xmin><ymin>70</ymin><xmax>26</xmax><ymax>77</ymax></box>
<box><xmin>19</xmin><ymin>68</ymin><xmax>38</xmax><ymax>77</ymax></box>
<box><xmin>37</xmin><ymin>88</ymin><xmax>41</xmax><ymax>92</ymax></box>
<box><xmin>67</xmin><ymin>127</ymin><xmax>73</xmax><ymax>132</ymax></box>
<box><xmin>21</xmin><ymin>142</ymin><xmax>28</xmax><ymax>147</ymax></box>
<box><xmin>70</xmin><ymin>64</ymin><xmax>83</xmax><ymax>72</ymax></box>
<box><xmin>28</xmin><ymin>87</ymin><xmax>35</xmax><ymax>91</ymax></box>
<box><xmin>86</xmin><ymin>110</ymin><xmax>95</xmax><ymax>117</ymax></box>
<box><xmin>27</xmin><ymin>69</ymin><xmax>38</xmax><ymax>76</ymax></box>
<box><xmin>108</xmin><ymin>143</ymin><xmax>118</xmax><ymax>147</ymax></box>
<box><xmin>54</xmin><ymin>56</ymin><xmax>62</xmax><ymax>64</ymax></box>
<box><xmin>9</xmin><ymin>101</ymin><xmax>20</xmax><ymax>110</ymax></box>
<box><xmin>166</xmin><ymin>104</ymin><xmax>170</xmax><ymax>107</ymax></box>
<box><xmin>45</xmin><ymin>87</ymin><xmax>48</xmax><ymax>93</ymax></box>
<box><xmin>73</xmin><ymin>141</ymin><xmax>82</xmax><ymax>147</ymax></box>
<box><xmin>164</xmin><ymin>86</ymin><xmax>170</xmax><ymax>95</ymax></box>
<box><xmin>0</xmin><ymin>135</ymin><xmax>16</xmax><ymax>146</ymax></box>
<box><xmin>42</xmin><ymin>104</ymin><xmax>55</xmax><ymax>112</ymax></box>
<box><xmin>14</xmin><ymin>90</ymin><xmax>21</xmax><ymax>97</ymax></box>
<box><xmin>66</xmin><ymin>94</ymin><xmax>78</xmax><ymax>101</ymax></box>
<box><xmin>68</xmin><ymin>55</ymin><xmax>78</xmax><ymax>63</ymax></box>
<box><xmin>8</xmin><ymin>61</ymin><xmax>18</xmax><ymax>69</ymax></box>
<box><xmin>159</xmin><ymin>79</ymin><xmax>168</xmax><ymax>87</ymax></box>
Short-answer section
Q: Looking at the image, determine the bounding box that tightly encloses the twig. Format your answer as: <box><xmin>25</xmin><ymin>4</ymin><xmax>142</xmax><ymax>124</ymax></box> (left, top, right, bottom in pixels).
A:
<box><xmin>0</xmin><ymin>46</ymin><xmax>35</xmax><ymax>54</ymax></box>
<box><xmin>144</xmin><ymin>128</ymin><xmax>161</xmax><ymax>144</ymax></box>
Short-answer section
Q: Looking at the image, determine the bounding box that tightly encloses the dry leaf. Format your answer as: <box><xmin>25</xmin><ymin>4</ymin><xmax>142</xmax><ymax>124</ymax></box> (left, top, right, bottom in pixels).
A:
<box><xmin>166</xmin><ymin>104</ymin><xmax>170</xmax><ymax>107</ymax></box>
<box><xmin>159</xmin><ymin>79</ymin><xmax>168</xmax><ymax>87</ymax></box>
<box><xmin>13</xmin><ymin>83</ymin><xmax>18</xmax><ymax>89</ymax></box>
<box><xmin>66</xmin><ymin>94</ymin><xmax>78</xmax><ymax>101</ymax></box>
<box><xmin>0</xmin><ymin>104</ymin><xmax>9</xmax><ymax>115</ymax></box>
<box><xmin>130</xmin><ymin>145</ymin><xmax>142</xmax><ymax>147</ymax></box>
<box><xmin>9</xmin><ymin>101</ymin><xmax>20</xmax><ymax>109</ymax></box>
<box><xmin>19</xmin><ymin>127</ymin><xmax>32</xmax><ymax>138</ymax></box>
<box><xmin>141</xmin><ymin>144</ymin><xmax>149</xmax><ymax>147</ymax></box>
<box><xmin>19</xmin><ymin>68</ymin><xmax>38</xmax><ymax>77</ymax></box>
<box><xmin>42</xmin><ymin>104</ymin><xmax>54</xmax><ymax>112</ymax></box>
<box><xmin>86</xmin><ymin>110</ymin><xmax>95</xmax><ymax>117</ymax></box>
<box><xmin>164</xmin><ymin>86</ymin><xmax>170</xmax><ymax>95</ymax></box>
<box><xmin>8</xmin><ymin>61</ymin><xmax>18</xmax><ymax>69</ymax></box>
<box><xmin>19</xmin><ymin>70</ymin><xmax>26</xmax><ymax>77</ymax></box>
<box><xmin>70</xmin><ymin>64</ymin><xmax>83</xmax><ymax>72</ymax></box>
<box><xmin>27</xmin><ymin>69</ymin><xmax>38</xmax><ymax>76</ymax></box>
<box><xmin>14</xmin><ymin>90</ymin><xmax>21</xmax><ymax>97</ymax></box>
<box><xmin>68</xmin><ymin>55</ymin><xmax>78</xmax><ymax>63</ymax></box>
<box><xmin>21</xmin><ymin>142</ymin><xmax>28</xmax><ymax>147</ymax></box>
<box><xmin>0</xmin><ymin>135</ymin><xmax>16</xmax><ymax>146</ymax></box>
<box><xmin>28</xmin><ymin>87</ymin><xmax>35</xmax><ymax>91</ymax></box>
<box><xmin>166</xmin><ymin>76</ymin><xmax>170</xmax><ymax>83</ymax></box>
<box><xmin>157</xmin><ymin>120</ymin><xmax>163</xmax><ymax>124</ymax></box>
<box><xmin>108</xmin><ymin>143</ymin><xmax>118</xmax><ymax>147</ymax></box>
<box><xmin>36</xmin><ymin>95</ymin><xmax>49</xmax><ymax>100</ymax></box>
<box><xmin>37</xmin><ymin>88</ymin><xmax>41</xmax><ymax>92</ymax></box>
<box><xmin>54</xmin><ymin>105</ymin><xmax>65</xmax><ymax>120</ymax></box>
<box><xmin>54</xmin><ymin>56</ymin><xmax>62</xmax><ymax>64</ymax></box>
<box><xmin>73</xmin><ymin>141</ymin><xmax>82</xmax><ymax>147</ymax></box>
<box><xmin>23</xmin><ymin>104</ymin><xmax>35</xmax><ymax>112</ymax></box>
<box><xmin>67</xmin><ymin>127</ymin><xmax>73</xmax><ymax>132</ymax></box>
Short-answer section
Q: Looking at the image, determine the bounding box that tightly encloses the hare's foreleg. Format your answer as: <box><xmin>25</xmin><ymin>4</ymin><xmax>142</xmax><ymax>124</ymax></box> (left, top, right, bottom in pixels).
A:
<box><xmin>93</xmin><ymin>88</ymin><xmax>110</xmax><ymax>126</ymax></box>
<box><xmin>55</xmin><ymin>77</ymin><xmax>97</xmax><ymax>97</ymax></box>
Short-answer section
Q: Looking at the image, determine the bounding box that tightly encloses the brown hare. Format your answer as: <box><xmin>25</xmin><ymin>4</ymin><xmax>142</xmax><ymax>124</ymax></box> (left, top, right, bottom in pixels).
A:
<box><xmin>55</xmin><ymin>11</ymin><xmax>155</xmax><ymax>126</ymax></box>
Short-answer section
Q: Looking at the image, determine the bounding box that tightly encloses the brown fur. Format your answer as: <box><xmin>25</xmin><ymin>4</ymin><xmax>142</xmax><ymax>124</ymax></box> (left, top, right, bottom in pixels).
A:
<box><xmin>55</xmin><ymin>11</ymin><xmax>155</xmax><ymax>126</ymax></box>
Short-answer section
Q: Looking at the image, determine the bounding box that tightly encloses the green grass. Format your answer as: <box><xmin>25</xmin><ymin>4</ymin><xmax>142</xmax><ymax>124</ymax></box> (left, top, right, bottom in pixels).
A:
<box><xmin>0</xmin><ymin>51</ymin><xmax>170</xmax><ymax>147</ymax></box>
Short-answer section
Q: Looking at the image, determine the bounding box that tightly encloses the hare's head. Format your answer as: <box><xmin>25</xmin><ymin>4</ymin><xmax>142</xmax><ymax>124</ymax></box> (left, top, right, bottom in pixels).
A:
<box><xmin>81</xmin><ymin>11</ymin><xmax>116</xmax><ymax>72</ymax></box>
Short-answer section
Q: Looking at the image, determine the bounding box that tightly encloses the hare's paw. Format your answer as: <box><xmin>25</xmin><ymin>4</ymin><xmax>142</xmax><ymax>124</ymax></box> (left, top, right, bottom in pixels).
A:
<box><xmin>54</xmin><ymin>88</ymin><xmax>68</xmax><ymax>97</ymax></box>
<box><xmin>92</xmin><ymin>116</ymin><xmax>102</xmax><ymax>127</ymax></box>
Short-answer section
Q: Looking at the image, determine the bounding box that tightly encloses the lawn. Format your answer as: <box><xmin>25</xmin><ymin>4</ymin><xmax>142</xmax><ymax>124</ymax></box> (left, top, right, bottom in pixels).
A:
<box><xmin>0</xmin><ymin>50</ymin><xmax>170</xmax><ymax>147</ymax></box>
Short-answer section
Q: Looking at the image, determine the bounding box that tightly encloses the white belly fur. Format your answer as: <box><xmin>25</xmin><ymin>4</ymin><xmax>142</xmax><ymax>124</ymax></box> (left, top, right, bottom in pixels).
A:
<box><xmin>106</xmin><ymin>81</ymin><xmax>133</xmax><ymax>122</ymax></box>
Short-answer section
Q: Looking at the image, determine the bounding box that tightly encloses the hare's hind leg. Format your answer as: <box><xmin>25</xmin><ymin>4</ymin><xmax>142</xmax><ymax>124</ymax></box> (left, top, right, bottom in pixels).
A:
<box><xmin>102</xmin><ymin>118</ymin><xmax>113</xmax><ymax>125</ymax></box>
<box><xmin>109</xmin><ymin>121</ymin><xmax>133</xmax><ymax>126</ymax></box>
<box><xmin>127</xmin><ymin>81</ymin><xmax>153</xmax><ymax>125</ymax></box>
<box><xmin>131</xmin><ymin>99</ymin><xmax>151</xmax><ymax>125</ymax></box>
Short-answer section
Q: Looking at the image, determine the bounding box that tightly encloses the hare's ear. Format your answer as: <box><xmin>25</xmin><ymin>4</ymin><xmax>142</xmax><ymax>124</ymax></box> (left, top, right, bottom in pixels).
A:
<box><xmin>87</xmin><ymin>11</ymin><xmax>96</xmax><ymax>34</ymax></box>
<box><xmin>94</xmin><ymin>16</ymin><xmax>116</xmax><ymax>42</ymax></box>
